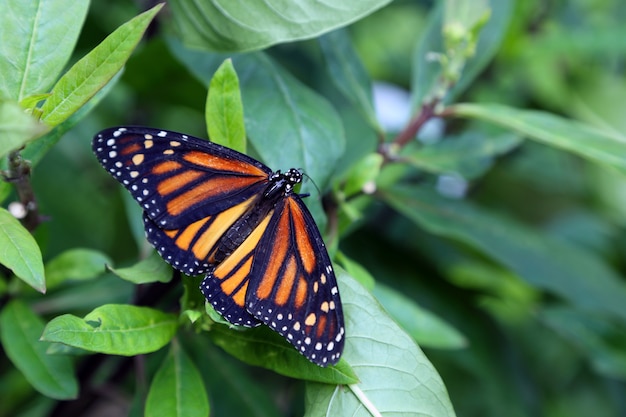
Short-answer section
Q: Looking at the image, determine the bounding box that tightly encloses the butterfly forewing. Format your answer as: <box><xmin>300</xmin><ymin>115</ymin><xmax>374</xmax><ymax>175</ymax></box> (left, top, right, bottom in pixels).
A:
<box><xmin>93</xmin><ymin>126</ymin><xmax>345</xmax><ymax>366</ymax></box>
<box><xmin>93</xmin><ymin>127</ymin><xmax>270</xmax><ymax>229</ymax></box>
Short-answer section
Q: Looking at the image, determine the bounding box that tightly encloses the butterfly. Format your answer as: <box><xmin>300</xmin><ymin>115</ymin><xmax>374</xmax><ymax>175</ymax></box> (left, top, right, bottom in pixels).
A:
<box><xmin>92</xmin><ymin>126</ymin><xmax>344</xmax><ymax>366</ymax></box>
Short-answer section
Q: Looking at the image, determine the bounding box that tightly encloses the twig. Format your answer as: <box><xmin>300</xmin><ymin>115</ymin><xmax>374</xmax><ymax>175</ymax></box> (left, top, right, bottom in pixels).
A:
<box><xmin>5</xmin><ymin>150</ymin><xmax>41</xmax><ymax>231</ymax></box>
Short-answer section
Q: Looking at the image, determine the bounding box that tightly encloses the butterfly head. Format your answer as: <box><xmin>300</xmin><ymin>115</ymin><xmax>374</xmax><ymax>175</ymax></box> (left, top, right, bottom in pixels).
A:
<box><xmin>266</xmin><ymin>168</ymin><xmax>303</xmax><ymax>198</ymax></box>
<box><xmin>283</xmin><ymin>168</ymin><xmax>303</xmax><ymax>191</ymax></box>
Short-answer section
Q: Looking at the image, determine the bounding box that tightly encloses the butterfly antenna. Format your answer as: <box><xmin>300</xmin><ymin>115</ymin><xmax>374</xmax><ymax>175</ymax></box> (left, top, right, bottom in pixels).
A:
<box><xmin>300</xmin><ymin>170</ymin><xmax>321</xmax><ymax>198</ymax></box>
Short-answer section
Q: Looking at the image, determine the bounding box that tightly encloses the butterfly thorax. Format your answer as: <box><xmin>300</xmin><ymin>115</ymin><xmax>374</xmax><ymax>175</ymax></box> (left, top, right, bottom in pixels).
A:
<box><xmin>210</xmin><ymin>168</ymin><xmax>303</xmax><ymax>263</ymax></box>
<box><xmin>263</xmin><ymin>168</ymin><xmax>302</xmax><ymax>199</ymax></box>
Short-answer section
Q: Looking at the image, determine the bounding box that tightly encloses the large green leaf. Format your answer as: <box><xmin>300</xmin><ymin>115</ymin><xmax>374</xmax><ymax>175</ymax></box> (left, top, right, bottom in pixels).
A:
<box><xmin>382</xmin><ymin>186</ymin><xmax>626</xmax><ymax>323</ymax></box>
<box><xmin>0</xmin><ymin>300</ymin><xmax>77</xmax><ymax>399</ymax></box>
<box><xmin>0</xmin><ymin>207</ymin><xmax>45</xmax><ymax>292</ymax></box>
<box><xmin>168</xmin><ymin>41</ymin><xmax>345</xmax><ymax>190</ymax></box>
<box><xmin>39</xmin><ymin>4</ymin><xmax>163</xmax><ymax>127</ymax></box>
<box><xmin>41</xmin><ymin>304</ymin><xmax>178</xmax><ymax>355</ymax></box>
<box><xmin>319</xmin><ymin>29</ymin><xmax>380</xmax><ymax>132</ymax></box>
<box><xmin>451</xmin><ymin>102</ymin><xmax>626</xmax><ymax>175</ymax></box>
<box><xmin>169</xmin><ymin>0</ymin><xmax>392</xmax><ymax>52</ymax></box>
<box><xmin>145</xmin><ymin>340</ymin><xmax>210</xmax><ymax>417</ymax></box>
<box><xmin>235</xmin><ymin>53</ymin><xmax>345</xmax><ymax>188</ymax></box>
<box><xmin>0</xmin><ymin>0</ymin><xmax>89</xmax><ymax>101</ymax></box>
<box><xmin>305</xmin><ymin>271</ymin><xmax>456</xmax><ymax>417</ymax></box>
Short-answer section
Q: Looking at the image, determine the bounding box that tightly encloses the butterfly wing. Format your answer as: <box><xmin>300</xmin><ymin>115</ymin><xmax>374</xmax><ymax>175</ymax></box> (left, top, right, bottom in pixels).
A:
<box><xmin>93</xmin><ymin>127</ymin><xmax>272</xmax><ymax>275</ymax></box>
<box><xmin>204</xmin><ymin>194</ymin><xmax>345</xmax><ymax>366</ymax></box>
<box><xmin>93</xmin><ymin>126</ymin><xmax>272</xmax><ymax>229</ymax></box>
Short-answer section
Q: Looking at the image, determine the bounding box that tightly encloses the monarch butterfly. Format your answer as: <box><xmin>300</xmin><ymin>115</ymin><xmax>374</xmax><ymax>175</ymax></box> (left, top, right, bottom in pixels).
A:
<box><xmin>93</xmin><ymin>127</ymin><xmax>344</xmax><ymax>366</ymax></box>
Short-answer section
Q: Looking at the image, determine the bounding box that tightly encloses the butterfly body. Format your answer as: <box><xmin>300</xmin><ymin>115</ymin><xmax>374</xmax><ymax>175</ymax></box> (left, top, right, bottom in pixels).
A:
<box><xmin>93</xmin><ymin>127</ymin><xmax>344</xmax><ymax>366</ymax></box>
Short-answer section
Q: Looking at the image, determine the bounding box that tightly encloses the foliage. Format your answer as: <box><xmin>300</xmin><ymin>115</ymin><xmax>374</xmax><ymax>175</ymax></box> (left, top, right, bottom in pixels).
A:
<box><xmin>1</xmin><ymin>0</ymin><xmax>625</xmax><ymax>416</ymax></box>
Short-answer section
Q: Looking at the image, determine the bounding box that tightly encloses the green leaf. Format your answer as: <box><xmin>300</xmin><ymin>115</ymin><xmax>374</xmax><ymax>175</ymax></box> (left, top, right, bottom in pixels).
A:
<box><xmin>319</xmin><ymin>29</ymin><xmax>381</xmax><ymax>132</ymax></box>
<box><xmin>0</xmin><ymin>0</ymin><xmax>89</xmax><ymax>101</ymax></box>
<box><xmin>210</xmin><ymin>325</ymin><xmax>358</xmax><ymax>385</ymax></box>
<box><xmin>0</xmin><ymin>300</ymin><xmax>77</xmax><ymax>399</ymax></box>
<box><xmin>0</xmin><ymin>100</ymin><xmax>48</xmax><ymax>158</ymax></box>
<box><xmin>238</xmin><ymin>53</ymin><xmax>345</xmax><ymax>190</ymax></box>
<box><xmin>169</xmin><ymin>0</ymin><xmax>392</xmax><ymax>52</ymax></box>
<box><xmin>44</xmin><ymin>248</ymin><xmax>112</xmax><ymax>289</ymax></box>
<box><xmin>21</xmin><ymin>68</ymin><xmax>124</xmax><ymax>166</ymax></box>
<box><xmin>41</xmin><ymin>304</ymin><xmax>178</xmax><ymax>355</ymax></box>
<box><xmin>19</xmin><ymin>93</ymin><xmax>51</xmax><ymax>112</ymax></box>
<box><xmin>381</xmin><ymin>186</ymin><xmax>626</xmax><ymax>323</ymax></box>
<box><xmin>0</xmin><ymin>207</ymin><xmax>45</xmax><ymax>292</ymax></box>
<box><xmin>206</xmin><ymin>59</ymin><xmax>246</xmax><ymax>153</ymax></box>
<box><xmin>305</xmin><ymin>271</ymin><xmax>456</xmax><ymax>417</ymax></box>
<box><xmin>403</xmin><ymin>131</ymin><xmax>522</xmax><ymax>179</ymax></box>
<box><xmin>107</xmin><ymin>250</ymin><xmax>173</xmax><ymax>285</ymax></box>
<box><xmin>39</xmin><ymin>3</ymin><xmax>163</xmax><ymax>127</ymax></box>
<box><xmin>145</xmin><ymin>340</ymin><xmax>210</xmax><ymax>417</ymax></box>
<box><xmin>451</xmin><ymin>103</ymin><xmax>626</xmax><ymax>175</ymax></box>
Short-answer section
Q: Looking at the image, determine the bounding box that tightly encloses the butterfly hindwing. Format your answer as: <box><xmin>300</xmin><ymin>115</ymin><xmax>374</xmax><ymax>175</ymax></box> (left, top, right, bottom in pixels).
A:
<box><xmin>198</xmin><ymin>200</ymin><xmax>276</xmax><ymax>327</ymax></box>
<box><xmin>209</xmin><ymin>195</ymin><xmax>345</xmax><ymax>366</ymax></box>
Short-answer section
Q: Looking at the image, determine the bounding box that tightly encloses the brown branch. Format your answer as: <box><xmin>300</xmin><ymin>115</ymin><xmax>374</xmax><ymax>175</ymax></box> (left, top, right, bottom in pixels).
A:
<box><xmin>6</xmin><ymin>150</ymin><xmax>41</xmax><ymax>231</ymax></box>
<box><xmin>378</xmin><ymin>100</ymin><xmax>439</xmax><ymax>164</ymax></box>
<box><xmin>394</xmin><ymin>100</ymin><xmax>438</xmax><ymax>149</ymax></box>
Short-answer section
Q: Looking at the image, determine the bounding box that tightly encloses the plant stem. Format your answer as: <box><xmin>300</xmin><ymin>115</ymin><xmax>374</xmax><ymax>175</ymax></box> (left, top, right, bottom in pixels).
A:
<box><xmin>7</xmin><ymin>151</ymin><xmax>41</xmax><ymax>231</ymax></box>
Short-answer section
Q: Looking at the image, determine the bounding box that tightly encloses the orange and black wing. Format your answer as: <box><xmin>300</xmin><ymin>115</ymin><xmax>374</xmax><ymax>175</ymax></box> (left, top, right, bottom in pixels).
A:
<box><xmin>202</xmin><ymin>195</ymin><xmax>345</xmax><ymax>366</ymax></box>
<box><xmin>93</xmin><ymin>126</ymin><xmax>271</xmax><ymax>275</ymax></box>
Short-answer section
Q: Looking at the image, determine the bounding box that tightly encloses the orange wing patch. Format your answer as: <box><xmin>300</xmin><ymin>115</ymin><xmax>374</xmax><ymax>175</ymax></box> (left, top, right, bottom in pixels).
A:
<box><xmin>287</xmin><ymin>199</ymin><xmax>317</xmax><ymax>274</ymax></box>
<box><xmin>184</xmin><ymin>152</ymin><xmax>267</xmax><ymax>177</ymax></box>
<box><xmin>212</xmin><ymin>212</ymin><xmax>274</xmax><ymax>305</ymax></box>
<box><xmin>161</xmin><ymin>196</ymin><xmax>259</xmax><ymax>263</ymax></box>
<box><xmin>166</xmin><ymin>176</ymin><xmax>262</xmax><ymax>216</ymax></box>
<box><xmin>152</xmin><ymin>160</ymin><xmax>183</xmax><ymax>174</ymax></box>
<box><xmin>157</xmin><ymin>170</ymin><xmax>204</xmax><ymax>195</ymax></box>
